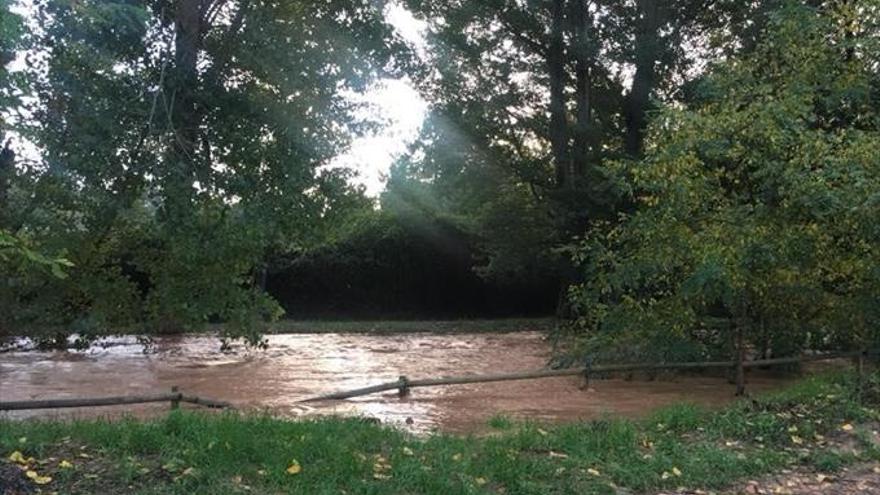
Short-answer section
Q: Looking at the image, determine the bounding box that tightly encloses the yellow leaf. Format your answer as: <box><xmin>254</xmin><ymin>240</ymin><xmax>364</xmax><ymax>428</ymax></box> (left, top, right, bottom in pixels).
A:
<box><xmin>661</xmin><ymin>471</ymin><xmax>671</xmax><ymax>480</ymax></box>
<box><xmin>672</xmin><ymin>467</ymin><xmax>682</xmax><ymax>477</ymax></box>
<box><xmin>537</xmin><ymin>428</ymin><xmax>548</xmax><ymax>436</ymax></box>
<box><xmin>181</xmin><ymin>467</ymin><xmax>195</xmax><ymax>477</ymax></box>
<box><xmin>25</xmin><ymin>470</ymin><xmax>53</xmax><ymax>485</ymax></box>
<box><xmin>841</xmin><ymin>424</ymin><xmax>854</xmax><ymax>432</ymax></box>
<box><xmin>286</xmin><ymin>460</ymin><xmax>302</xmax><ymax>475</ymax></box>
<box><xmin>59</xmin><ymin>460</ymin><xmax>73</xmax><ymax>469</ymax></box>
<box><xmin>790</xmin><ymin>435</ymin><xmax>803</xmax><ymax>445</ymax></box>
<box><xmin>587</xmin><ymin>468</ymin><xmax>601</xmax><ymax>477</ymax></box>
<box><xmin>18</xmin><ymin>437</ymin><xmax>27</xmax><ymax>444</ymax></box>
<box><xmin>475</xmin><ymin>477</ymin><xmax>487</xmax><ymax>485</ymax></box>
<box><xmin>402</xmin><ymin>447</ymin><xmax>414</xmax><ymax>456</ymax></box>
<box><xmin>452</xmin><ymin>453</ymin><xmax>462</xmax><ymax>462</ymax></box>
<box><xmin>787</xmin><ymin>426</ymin><xmax>798</xmax><ymax>433</ymax></box>
<box><xmin>8</xmin><ymin>451</ymin><xmax>28</xmax><ymax>464</ymax></box>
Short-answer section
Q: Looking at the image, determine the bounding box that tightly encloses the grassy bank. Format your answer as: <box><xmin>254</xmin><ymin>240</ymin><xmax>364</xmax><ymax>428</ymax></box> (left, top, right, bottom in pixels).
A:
<box><xmin>2</xmin><ymin>372</ymin><xmax>878</xmax><ymax>494</ymax></box>
<box><xmin>264</xmin><ymin>317</ymin><xmax>557</xmax><ymax>335</ymax></box>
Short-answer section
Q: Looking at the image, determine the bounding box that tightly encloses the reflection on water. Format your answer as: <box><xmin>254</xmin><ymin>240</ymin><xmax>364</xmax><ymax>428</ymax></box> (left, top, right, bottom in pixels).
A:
<box><xmin>1</xmin><ymin>332</ymin><xmax>801</xmax><ymax>433</ymax></box>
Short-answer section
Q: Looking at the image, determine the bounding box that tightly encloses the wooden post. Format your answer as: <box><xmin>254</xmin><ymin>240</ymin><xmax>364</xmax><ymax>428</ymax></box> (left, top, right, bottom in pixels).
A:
<box><xmin>397</xmin><ymin>376</ymin><xmax>410</xmax><ymax>398</ymax></box>
<box><xmin>734</xmin><ymin>322</ymin><xmax>746</xmax><ymax>396</ymax></box>
<box><xmin>855</xmin><ymin>349</ymin><xmax>865</xmax><ymax>395</ymax></box>
<box><xmin>170</xmin><ymin>386</ymin><xmax>180</xmax><ymax>410</ymax></box>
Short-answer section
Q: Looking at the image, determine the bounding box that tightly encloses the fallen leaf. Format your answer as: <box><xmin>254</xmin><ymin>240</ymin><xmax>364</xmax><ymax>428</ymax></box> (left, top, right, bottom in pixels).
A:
<box><xmin>25</xmin><ymin>470</ymin><xmax>53</xmax><ymax>485</ymax></box>
<box><xmin>672</xmin><ymin>467</ymin><xmax>682</xmax><ymax>477</ymax></box>
<box><xmin>841</xmin><ymin>424</ymin><xmax>854</xmax><ymax>432</ymax></box>
<box><xmin>181</xmin><ymin>467</ymin><xmax>195</xmax><ymax>477</ymax></box>
<box><xmin>816</xmin><ymin>474</ymin><xmax>828</xmax><ymax>483</ymax></box>
<box><xmin>232</xmin><ymin>475</ymin><xmax>243</xmax><ymax>484</ymax></box>
<box><xmin>661</xmin><ymin>471</ymin><xmax>671</xmax><ymax>480</ymax></box>
<box><xmin>452</xmin><ymin>453</ymin><xmax>462</xmax><ymax>462</ymax></box>
<box><xmin>790</xmin><ymin>435</ymin><xmax>803</xmax><ymax>445</ymax></box>
<box><xmin>286</xmin><ymin>460</ymin><xmax>302</xmax><ymax>475</ymax></box>
<box><xmin>475</xmin><ymin>477</ymin><xmax>487</xmax><ymax>485</ymax></box>
<box><xmin>18</xmin><ymin>437</ymin><xmax>27</xmax><ymax>444</ymax></box>
<box><xmin>59</xmin><ymin>460</ymin><xmax>73</xmax><ymax>469</ymax></box>
<box><xmin>587</xmin><ymin>468</ymin><xmax>601</xmax><ymax>477</ymax></box>
<box><xmin>8</xmin><ymin>451</ymin><xmax>29</xmax><ymax>464</ymax></box>
<box><xmin>548</xmin><ymin>451</ymin><xmax>568</xmax><ymax>459</ymax></box>
<box><xmin>537</xmin><ymin>428</ymin><xmax>548</xmax><ymax>436</ymax></box>
<box><xmin>787</xmin><ymin>426</ymin><xmax>798</xmax><ymax>433</ymax></box>
<box><xmin>402</xmin><ymin>447</ymin><xmax>414</xmax><ymax>456</ymax></box>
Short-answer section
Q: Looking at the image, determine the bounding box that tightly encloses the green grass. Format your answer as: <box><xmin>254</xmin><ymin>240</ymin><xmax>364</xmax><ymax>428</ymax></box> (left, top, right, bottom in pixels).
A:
<box><xmin>2</xmin><ymin>371</ymin><xmax>878</xmax><ymax>494</ymax></box>
<box><xmin>263</xmin><ymin>317</ymin><xmax>557</xmax><ymax>334</ymax></box>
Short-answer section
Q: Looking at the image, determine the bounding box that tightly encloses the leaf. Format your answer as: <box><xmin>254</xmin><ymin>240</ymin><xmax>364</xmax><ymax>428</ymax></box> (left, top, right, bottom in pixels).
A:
<box><xmin>286</xmin><ymin>460</ymin><xmax>302</xmax><ymax>475</ymax></box>
<box><xmin>59</xmin><ymin>460</ymin><xmax>74</xmax><ymax>469</ymax></box>
<box><xmin>25</xmin><ymin>470</ymin><xmax>53</xmax><ymax>485</ymax></box>
<box><xmin>401</xmin><ymin>446</ymin><xmax>414</xmax><ymax>456</ymax></box>
<box><xmin>841</xmin><ymin>423</ymin><xmax>854</xmax><ymax>432</ymax></box>
<box><xmin>452</xmin><ymin>453</ymin><xmax>462</xmax><ymax>461</ymax></box>
<box><xmin>8</xmin><ymin>451</ymin><xmax>28</xmax><ymax>464</ymax></box>
<box><xmin>587</xmin><ymin>468</ymin><xmax>601</xmax><ymax>476</ymax></box>
<box><xmin>672</xmin><ymin>467</ymin><xmax>682</xmax><ymax>477</ymax></box>
<box><xmin>790</xmin><ymin>435</ymin><xmax>803</xmax><ymax>445</ymax></box>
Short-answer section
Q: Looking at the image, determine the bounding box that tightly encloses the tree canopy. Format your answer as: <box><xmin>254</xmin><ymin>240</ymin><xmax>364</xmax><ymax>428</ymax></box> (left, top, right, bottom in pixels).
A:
<box><xmin>1</xmin><ymin>0</ymin><xmax>877</xmax><ymax>357</ymax></box>
<box><xmin>568</xmin><ymin>1</ymin><xmax>880</xmax><ymax>362</ymax></box>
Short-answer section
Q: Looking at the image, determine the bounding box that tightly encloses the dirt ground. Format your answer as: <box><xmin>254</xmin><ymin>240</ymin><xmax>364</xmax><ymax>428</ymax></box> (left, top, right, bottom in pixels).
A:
<box><xmin>656</xmin><ymin>462</ymin><xmax>880</xmax><ymax>494</ymax></box>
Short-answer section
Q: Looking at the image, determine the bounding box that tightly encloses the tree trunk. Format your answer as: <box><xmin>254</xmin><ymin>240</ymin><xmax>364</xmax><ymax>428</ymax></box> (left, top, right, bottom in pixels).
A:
<box><xmin>547</xmin><ymin>0</ymin><xmax>570</xmax><ymax>187</ymax></box>
<box><xmin>0</xmin><ymin>139</ymin><xmax>12</xmax><ymax>225</ymax></box>
<box><xmin>165</xmin><ymin>0</ymin><xmax>205</xmax><ymax>217</ymax></box>
<box><xmin>624</xmin><ymin>0</ymin><xmax>661</xmax><ymax>157</ymax></box>
<box><xmin>569</xmin><ymin>0</ymin><xmax>592</xmax><ymax>178</ymax></box>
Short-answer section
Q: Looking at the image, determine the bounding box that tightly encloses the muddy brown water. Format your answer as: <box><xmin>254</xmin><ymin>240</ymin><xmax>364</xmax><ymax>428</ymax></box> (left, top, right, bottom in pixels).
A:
<box><xmin>0</xmin><ymin>332</ymin><xmax>807</xmax><ymax>433</ymax></box>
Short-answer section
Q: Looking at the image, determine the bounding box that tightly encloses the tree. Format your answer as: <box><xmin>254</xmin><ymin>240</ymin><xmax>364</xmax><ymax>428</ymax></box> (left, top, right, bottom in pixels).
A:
<box><xmin>392</xmin><ymin>0</ymin><xmax>767</xmax><ymax>312</ymax></box>
<box><xmin>2</xmin><ymin>0</ymin><xmax>412</xmax><ymax>341</ymax></box>
<box><xmin>568</xmin><ymin>1</ymin><xmax>880</xmax><ymax>373</ymax></box>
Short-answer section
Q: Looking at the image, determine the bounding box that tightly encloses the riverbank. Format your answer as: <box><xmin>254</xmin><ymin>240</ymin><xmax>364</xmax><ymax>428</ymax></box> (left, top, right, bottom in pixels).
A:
<box><xmin>2</xmin><ymin>372</ymin><xmax>878</xmax><ymax>494</ymax></box>
<box><xmin>1</xmin><ymin>318</ymin><xmax>558</xmax><ymax>352</ymax></box>
<box><xmin>264</xmin><ymin>317</ymin><xmax>557</xmax><ymax>334</ymax></box>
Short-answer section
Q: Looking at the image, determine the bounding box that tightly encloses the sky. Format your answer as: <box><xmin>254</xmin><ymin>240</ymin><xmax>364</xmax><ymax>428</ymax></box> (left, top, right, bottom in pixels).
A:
<box><xmin>328</xmin><ymin>4</ymin><xmax>429</xmax><ymax>196</ymax></box>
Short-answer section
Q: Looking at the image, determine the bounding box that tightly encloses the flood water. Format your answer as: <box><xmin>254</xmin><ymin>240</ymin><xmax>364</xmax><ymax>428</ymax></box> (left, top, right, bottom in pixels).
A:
<box><xmin>1</xmin><ymin>332</ymin><xmax>807</xmax><ymax>433</ymax></box>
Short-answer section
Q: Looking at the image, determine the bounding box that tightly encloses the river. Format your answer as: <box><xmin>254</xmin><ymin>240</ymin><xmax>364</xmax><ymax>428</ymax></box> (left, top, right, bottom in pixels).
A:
<box><xmin>0</xmin><ymin>331</ymin><xmax>804</xmax><ymax>433</ymax></box>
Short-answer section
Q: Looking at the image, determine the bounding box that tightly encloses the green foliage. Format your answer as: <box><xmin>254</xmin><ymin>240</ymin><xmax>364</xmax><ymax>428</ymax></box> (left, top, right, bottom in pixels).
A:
<box><xmin>568</xmin><ymin>1</ymin><xmax>880</xmax><ymax>361</ymax></box>
<box><xmin>1</xmin><ymin>0</ymin><xmax>409</xmax><ymax>341</ymax></box>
